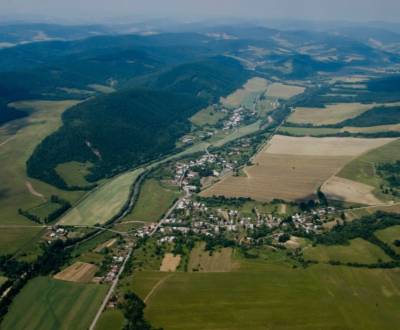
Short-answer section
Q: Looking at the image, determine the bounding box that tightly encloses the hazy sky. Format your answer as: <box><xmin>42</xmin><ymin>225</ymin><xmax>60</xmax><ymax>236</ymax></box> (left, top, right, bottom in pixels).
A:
<box><xmin>2</xmin><ymin>0</ymin><xmax>400</xmax><ymax>23</ymax></box>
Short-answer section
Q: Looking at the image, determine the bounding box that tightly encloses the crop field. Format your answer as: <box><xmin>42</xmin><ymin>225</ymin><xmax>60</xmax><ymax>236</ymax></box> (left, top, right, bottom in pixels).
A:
<box><xmin>265</xmin><ymin>82</ymin><xmax>305</xmax><ymax>99</ymax></box>
<box><xmin>221</xmin><ymin>77</ymin><xmax>269</xmax><ymax>108</ymax></box>
<box><xmin>54</xmin><ymin>261</ymin><xmax>98</xmax><ymax>283</ymax></box>
<box><xmin>280</xmin><ymin>124</ymin><xmax>400</xmax><ymax>136</ymax></box>
<box><xmin>344</xmin><ymin>204</ymin><xmax>400</xmax><ymax>220</ymax></box>
<box><xmin>59</xmin><ymin>168</ymin><xmax>144</xmax><ymax>226</ymax></box>
<box><xmin>338</xmin><ymin>139</ymin><xmax>400</xmax><ymax>201</ymax></box>
<box><xmin>303</xmin><ymin>238</ymin><xmax>392</xmax><ymax>264</ymax></box>
<box><xmin>375</xmin><ymin>226</ymin><xmax>400</xmax><ymax>254</ymax></box>
<box><xmin>0</xmin><ymin>100</ymin><xmax>83</xmax><ymax>228</ymax></box>
<box><xmin>202</xmin><ymin>135</ymin><xmax>392</xmax><ymax>201</ymax></box>
<box><xmin>2</xmin><ymin>276</ymin><xmax>108</xmax><ymax>330</ymax></box>
<box><xmin>95</xmin><ymin>309</ymin><xmax>125</xmax><ymax>330</ymax></box>
<box><xmin>188</xmin><ymin>243</ymin><xmax>237</xmax><ymax>272</ymax></box>
<box><xmin>287</xmin><ymin>102</ymin><xmax>383</xmax><ymax>126</ymax></box>
<box><xmin>124</xmin><ymin>179</ymin><xmax>181</xmax><ymax>223</ymax></box>
<box><xmin>321</xmin><ymin>176</ymin><xmax>382</xmax><ymax>205</ymax></box>
<box><xmin>190</xmin><ymin>106</ymin><xmax>226</xmax><ymax>127</ymax></box>
<box><xmin>130</xmin><ymin>261</ymin><xmax>400</xmax><ymax>330</ymax></box>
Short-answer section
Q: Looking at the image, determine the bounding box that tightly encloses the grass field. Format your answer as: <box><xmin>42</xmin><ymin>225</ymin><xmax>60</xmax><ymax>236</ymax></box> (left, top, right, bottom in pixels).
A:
<box><xmin>129</xmin><ymin>260</ymin><xmax>400</xmax><ymax>330</ymax></box>
<box><xmin>265</xmin><ymin>82</ymin><xmax>305</xmax><ymax>99</ymax></box>
<box><xmin>287</xmin><ymin>102</ymin><xmax>385</xmax><ymax>126</ymax></box>
<box><xmin>303</xmin><ymin>238</ymin><xmax>392</xmax><ymax>264</ymax></box>
<box><xmin>202</xmin><ymin>136</ymin><xmax>391</xmax><ymax>201</ymax></box>
<box><xmin>2</xmin><ymin>276</ymin><xmax>108</xmax><ymax>330</ymax></box>
<box><xmin>338</xmin><ymin>139</ymin><xmax>400</xmax><ymax>201</ymax></box>
<box><xmin>55</xmin><ymin>161</ymin><xmax>93</xmax><ymax>187</ymax></box>
<box><xmin>190</xmin><ymin>106</ymin><xmax>226</xmax><ymax>127</ymax></box>
<box><xmin>188</xmin><ymin>243</ymin><xmax>237</xmax><ymax>272</ymax></box>
<box><xmin>0</xmin><ymin>226</ymin><xmax>44</xmax><ymax>258</ymax></box>
<box><xmin>211</xmin><ymin>121</ymin><xmax>261</xmax><ymax>148</ymax></box>
<box><xmin>95</xmin><ymin>309</ymin><xmax>125</xmax><ymax>330</ymax></box>
<box><xmin>59</xmin><ymin>168</ymin><xmax>144</xmax><ymax>226</ymax></box>
<box><xmin>375</xmin><ymin>225</ymin><xmax>400</xmax><ymax>254</ymax></box>
<box><xmin>124</xmin><ymin>179</ymin><xmax>180</xmax><ymax>223</ymax></box>
<box><xmin>0</xmin><ymin>100</ymin><xmax>83</xmax><ymax>230</ymax></box>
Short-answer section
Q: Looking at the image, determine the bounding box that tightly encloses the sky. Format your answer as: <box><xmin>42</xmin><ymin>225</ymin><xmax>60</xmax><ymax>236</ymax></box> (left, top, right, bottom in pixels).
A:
<box><xmin>2</xmin><ymin>0</ymin><xmax>400</xmax><ymax>23</ymax></box>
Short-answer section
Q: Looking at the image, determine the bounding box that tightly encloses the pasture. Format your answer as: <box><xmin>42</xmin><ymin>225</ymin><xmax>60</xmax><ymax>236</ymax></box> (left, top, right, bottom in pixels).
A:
<box><xmin>190</xmin><ymin>106</ymin><xmax>226</xmax><ymax>127</ymax></box>
<box><xmin>303</xmin><ymin>238</ymin><xmax>392</xmax><ymax>264</ymax></box>
<box><xmin>188</xmin><ymin>243</ymin><xmax>237</xmax><ymax>272</ymax></box>
<box><xmin>95</xmin><ymin>309</ymin><xmax>125</xmax><ymax>330</ymax></box>
<box><xmin>287</xmin><ymin>102</ymin><xmax>384</xmax><ymax>126</ymax></box>
<box><xmin>265</xmin><ymin>82</ymin><xmax>305</xmax><ymax>99</ymax></box>
<box><xmin>130</xmin><ymin>262</ymin><xmax>400</xmax><ymax>330</ymax></box>
<box><xmin>124</xmin><ymin>179</ymin><xmax>180</xmax><ymax>223</ymax></box>
<box><xmin>55</xmin><ymin>161</ymin><xmax>93</xmax><ymax>188</ymax></box>
<box><xmin>0</xmin><ymin>226</ymin><xmax>44</xmax><ymax>258</ymax></box>
<box><xmin>59</xmin><ymin>168</ymin><xmax>144</xmax><ymax>226</ymax></box>
<box><xmin>375</xmin><ymin>225</ymin><xmax>400</xmax><ymax>254</ymax></box>
<box><xmin>2</xmin><ymin>276</ymin><xmax>108</xmax><ymax>330</ymax></box>
<box><xmin>0</xmin><ymin>100</ymin><xmax>83</xmax><ymax>228</ymax></box>
<box><xmin>202</xmin><ymin>135</ymin><xmax>392</xmax><ymax>201</ymax></box>
<box><xmin>221</xmin><ymin>77</ymin><xmax>268</xmax><ymax>108</ymax></box>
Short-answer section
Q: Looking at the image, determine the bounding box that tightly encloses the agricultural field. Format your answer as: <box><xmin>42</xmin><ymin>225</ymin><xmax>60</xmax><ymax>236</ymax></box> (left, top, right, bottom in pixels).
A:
<box><xmin>344</xmin><ymin>203</ymin><xmax>400</xmax><ymax>221</ymax></box>
<box><xmin>221</xmin><ymin>77</ymin><xmax>269</xmax><ymax>108</ymax></box>
<box><xmin>2</xmin><ymin>276</ymin><xmax>108</xmax><ymax>330</ymax></box>
<box><xmin>160</xmin><ymin>253</ymin><xmax>181</xmax><ymax>272</ymax></box>
<box><xmin>55</xmin><ymin>161</ymin><xmax>93</xmax><ymax>188</ymax></box>
<box><xmin>59</xmin><ymin>168</ymin><xmax>144</xmax><ymax>226</ymax></box>
<box><xmin>124</xmin><ymin>179</ymin><xmax>181</xmax><ymax>223</ymax></box>
<box><xmin>130</xmin><ymin>260</ymin><xmax>400</xmax><ymax>330</ymax></box>
<box><xmin>190</xmin><ymin>106</ymin><xmax>226</xmax><ymax>127</ymax></box>
<box><xmin>0</xmin><ymin>226</ymin><xmax>44</xmax><ymax>258</ymax></box>
<box><xmin>95</xmin><ymin>309</ymin><xmax>125</xmax><ymax>330</ymax></box>
<box><xmin>280</xmin><ymin>124</ymin><xmax>400</xmax><ymax>136</ymax></box>
<box><xmin>54</xmin><ymin>261</ymin><xmax>98</xmax><ymax>283</ymax></box>
<box><xmin>187</xmin><ymin>243</ymin><xmax>238</xmax><ymax>272</ymax></box>
<box><xmin>337</xmin><ymin>139</ymin><xmax>400</xmax><ymax>202</ymax></box>
<box><xmin>375</xmin><ymin>225</ymin><xmax>400</xmax><ymax>254</ymax></box>
<box><xmin>303</xmin><ymin>238</ymin><xmax>392</xmax><ymax>264</ymax></box>
<box><xmin>202</xmin><ymin>135</ymin><xmax>393</xmax><ymax>201</ymax></box>
<box><xmin>0</xmin><ymin>100</ymin><xmax>83</xmax><ymax>229</ymax></box>
<box><xmin>265</xmin><ymin>82</ymin><xmax>305</xmax><ymax>99</ymax></box>
<box><xmin>287</xmin><ymin>102</ymin><xmax>390</xmax><ymax>126</ymax></box>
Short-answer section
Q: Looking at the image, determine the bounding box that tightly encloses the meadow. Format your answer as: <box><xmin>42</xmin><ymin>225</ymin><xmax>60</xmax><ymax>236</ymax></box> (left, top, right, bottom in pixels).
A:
<box><xmin>2</xmin><ymin>276</ymin><xmax>108</xmax><ymax>330</ymax></box>
<box><xmin>190</xmin><ymin>106</ymin><xmax>226</xmax><ymax>127</ymax></box>
<box><xmin>265</xmin><ymin>82</ymin><xmax>305</xmax><ymax>99</ymax></box>
<box><xmin>0</xmin><ymin>226</ymin><xmax>44</xmax><ymax>258</ymax></box>
<box><xmin>129</xmin><ymin>260</ymin><xmax>400</xmax><ymax>330</ymax></box>
<box><xmin>124</xmin><ymin>179</ymin><xmax>181</xmax><ymax>223</ymax></box>
<box><xmin>375</xmin><ymin>225</ymin><xmax>400</xmax><ymax>254</ymax></box>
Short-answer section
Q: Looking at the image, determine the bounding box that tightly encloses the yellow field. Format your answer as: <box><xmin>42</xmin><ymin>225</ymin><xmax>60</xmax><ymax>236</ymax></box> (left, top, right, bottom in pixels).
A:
<box><xmin>321</xmin><ymin>176</ymin><xmax>382</xmax><ymax>205</ymax></box>
<box><xmin>54</xmin><ymin>262</ymin><xmax>98</xmax><ymax>283</ymax></box>
<box><xmin>221</xmin><ymin>77</ymin><xmax>268</xmax><ymax>108</ymax></box>
<box><xmin>287</xmin><ymin>102</ymin><xmax>400</xmax><ymax>126</ymax></box>
<box><xmin>202</xmin><ymin>136</ymin><xmax>393</xmax><ymax>201</ymax></box>
<box><xmin>265</xmin><ymin>83</ymin><xmax>305</xmax><ymax>99</ymax></box>
<box><xmin>160</xmin><ymin>253</ymin><xmax>181</xmax><ymax>272</ymax></box>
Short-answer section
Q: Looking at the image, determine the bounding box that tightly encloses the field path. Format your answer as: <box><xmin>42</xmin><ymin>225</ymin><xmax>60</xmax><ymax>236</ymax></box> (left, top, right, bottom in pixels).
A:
<box><xmin>25</xmin><ymin>181</ymin><xmax>46</xmax><ymax>201</ymax></box>
<box><xmin>0</xmin><ymin>136</ymin><xmax>16</xmax><ymax>148</ymax></box>
<box><xmin>144</xmin><ymin>274</ymin><xmax>173</xmax><ymax>304</ymax></box>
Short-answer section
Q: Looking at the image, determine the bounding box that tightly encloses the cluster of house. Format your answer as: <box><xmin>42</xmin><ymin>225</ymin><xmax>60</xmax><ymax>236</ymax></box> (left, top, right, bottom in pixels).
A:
<box><xmin>103</xmin><ymin>255</ymin><xmax>125</xmax><ymax>283</ymax></box>
<box><xmin>223</xmin><ymin>107</ymin><xmax>246</xmax><ymax>130</ymax></box>
<box><xmin>46</xmin><ymin>227</ymin><xmax>68</xmax><ymax>242</ymax></box>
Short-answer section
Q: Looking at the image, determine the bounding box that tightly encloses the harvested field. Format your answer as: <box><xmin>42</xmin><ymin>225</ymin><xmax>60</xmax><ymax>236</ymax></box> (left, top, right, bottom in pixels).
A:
<box><xmin>321</xmin><ymin>176</ymin><xmax>382</xmax><ymax>205</ymax></box>
<box><xmin>188</xmin><ymin>243</ymin><xmax>238</xmax><ymax>272</ymax></box>
<box><xmin>265</xmin><ymin>83</ymin><xmax>305</xmax><ymax>99</ymax></box>
<box><xmin>160</xmin><ymin>253</ymin><xmax>181</xmax><ymax>272</ymax></box>
<box><xmin>202</xmin><ymin>136</ymin><xmax>393</xmax><ymax>201</ymax></box>
<box><xmin>287</xmin><ymin>102</ymin><xmax>387</xmax><ymax>126</ymax></box>
<box><xmin>54</xmin><ymin>262</ymin><xmax>98</xmax><ymax>283</ymax></box>
<box><xmin>94</xmin><ymin>238</ymin><xmax>117</xmax><ymax>253</ymax></box>
<box><xmin>221</xmin><ymin>77</ymin><xmax>268</xmax><ymax>108</ymax></box>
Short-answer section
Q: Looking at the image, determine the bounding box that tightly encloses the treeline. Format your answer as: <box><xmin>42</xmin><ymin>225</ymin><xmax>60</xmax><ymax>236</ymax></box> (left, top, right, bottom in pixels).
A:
<box><xmin>196</xmin><ymin>195</ymin><xmax>252</xmax><ymax>207</ymax></box>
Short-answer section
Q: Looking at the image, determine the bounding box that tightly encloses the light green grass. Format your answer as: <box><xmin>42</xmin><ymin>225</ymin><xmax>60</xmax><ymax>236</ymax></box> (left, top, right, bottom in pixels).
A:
<box><xmin>2</xmin><ymin>276</ymin><xmax>108</xmax><ymax>330</ymax></box>
<box><xmin>375</xmin><ymin>225</ymin><xmax>400</xmax><ymax>254</ymax></box>
<box><xmin>303</xmin><ymin>238</ymin><xmax>392</xmax><ymax>264</ymax></box>
<box><xmin>0</xmin><ymin>100</ymin><xmax>84</xmax><ymax>229</ymax></box>
<box><xmin>125</xmin><ymin>179</ymin><xmax>181</xmax><ymax>223</ymax></box>
<box><xmin>338</xmin><ymin>139</ymin><xmax>400</xmax><ymax>201</ymax></box>
<box><xmin>212</xmin><ymin>121</ymin><xmax>261</xmax><ymax>148</ymax></box>
<box><xmin>55</xmin><ymin>161</ymin><xmax>93</xmax><ymax>187</ymax></box>
<box><xmin>190</xmin><ymin>106</ymin><xmax>226</xmax><ymax>127</ymax></box>
<box><xmin>26</xmin><ymin>201</ymin><xmax>61</xmax><ymax>219</ymax></box>
<box><xmin>95</xmin><ymin>309</ymin><xmax>125</xmax><ymax>330</ymax></box>
<box><xmin>0</xmin><ymin>227</ymin><xmax>44</xmax><ymax>258</ymax></box>
<box><xmin>59</xmin><ymin>168</ymin><xmax>144</xmax><ymax>226</ymax></box>
<box><xmin>130</xmin><ymin>261</ymin><xmax>400</xmax><ymax>330</ymax></box>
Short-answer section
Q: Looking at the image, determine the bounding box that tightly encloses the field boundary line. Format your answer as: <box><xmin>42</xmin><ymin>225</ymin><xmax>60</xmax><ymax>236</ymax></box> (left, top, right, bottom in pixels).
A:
<box><xmin>144</xmin><ymin>274</ymin><xmax>173</xmax><ymax>304</ymax></box>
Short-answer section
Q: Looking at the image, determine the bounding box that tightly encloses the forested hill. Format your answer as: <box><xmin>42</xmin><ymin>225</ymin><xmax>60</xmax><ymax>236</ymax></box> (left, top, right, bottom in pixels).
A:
<box><xmin>27</xmin><ymin>54</ymin><xmax>250</xmax><ymax>188</ymax></box>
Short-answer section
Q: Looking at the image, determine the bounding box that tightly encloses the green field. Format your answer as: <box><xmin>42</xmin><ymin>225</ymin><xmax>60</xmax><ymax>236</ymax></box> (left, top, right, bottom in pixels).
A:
<box><xmin>375</xmin><ymin>225</ymin><xmax>400</xmax><ymax>254</ymax></box>
<box><xmin>55</xmin><ymin>161</ymin><xmax>93</xmax><ymax>188</ymax></box>
<box><xmin>0</xmin><ymin>100</ymin><xmax>84</xmax><ymax>229</ymax></box>
<box><xmin>303</xmin><ymin>238</ymin><xmax>392</xmax><ymax>264</ymax></box>
<box><xmin>124</xmin><ymin>179</ymin><xmax>181</xmax><ymax>223</ymax></box>
<box><xmin>212</xmin><ymin>121</ymin><xmax>261</xmax><ymax>147</ymax></box>
<box><xmin>279</xmin><ymin>126</ymin><xmax>341</xmax><ymax>136</ymax></box>
<box><xmin>59</xmin><ymin>168</ymin><xmax>144</xmax><ymax>226</ymax></box>
<box><xmin>2</xmin><ymin>276</ymin><xmax>108</xmax><ymax>330</ymax></box>
<box><xmin>129</xmin><ymin>259</ymin><xmax>400</xmax><ymax>330</ymax></box>
<box><xmin>95</xmin><ymin>309</ymin><xmax>125</xmax><ymax>330</ymax></box>
<box><xmin>0</xmin><ymin>227</ymin><xmax>44</xmax><ymax>258</ymax></box>
<box><xmin>338</xmin><ymin>139</ymin><xmax>400</xmax><ymax>201</ymax></box>
<box><xmin>190</xmin><ymin>106</ymin><xmax>226</xmax><ymax>127</ymax></box>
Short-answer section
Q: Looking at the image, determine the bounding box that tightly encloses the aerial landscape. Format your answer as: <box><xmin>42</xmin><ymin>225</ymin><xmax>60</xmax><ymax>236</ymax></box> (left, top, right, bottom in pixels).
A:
<box><xmin>1</xmin><ymin>0</ymin><xmax>400</xmax><ymax>329</ymax></box>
